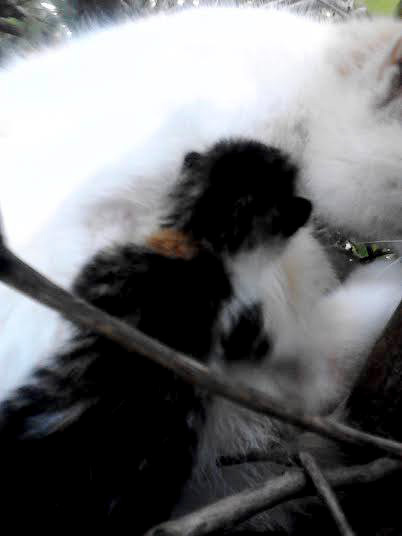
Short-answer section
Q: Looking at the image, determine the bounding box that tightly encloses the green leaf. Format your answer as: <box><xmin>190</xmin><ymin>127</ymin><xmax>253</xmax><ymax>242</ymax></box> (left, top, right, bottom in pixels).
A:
<box><xmin>352</xmin><ymin>243</ymin><xmax>369</xmax><ymax>258</ymax></box>
<box><xmin>364</xmin><ymin>0</ymin><xmax>399</xmax><ymax>14</ymax></box>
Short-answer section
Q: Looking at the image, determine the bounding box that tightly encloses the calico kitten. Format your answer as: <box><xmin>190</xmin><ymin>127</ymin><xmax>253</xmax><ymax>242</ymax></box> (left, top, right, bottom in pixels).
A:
<box><xmin>0</xmin><ymin>6</ymin><xmax>400</xmax><ymax>533</ymax></box>
<box><xmin>0</xmin><ymin>139</ymin><xmax>311</xmax><ymax>534</ymax></box>
<box><xmin>0</xmin><ymin>7</ymin><xmax>401</xmax><ymax>406</ymax></box>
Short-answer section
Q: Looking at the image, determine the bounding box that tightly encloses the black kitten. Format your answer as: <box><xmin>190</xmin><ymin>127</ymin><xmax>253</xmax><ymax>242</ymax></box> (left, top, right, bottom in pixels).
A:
<box><xmin>169</xmin><ymin>139</ymin><xmax>311</xmax><ymax>252</ymax></box>
<box><xmin>0</xmin><ymin>139</ymin><xmax>311</xmax><ymax>534</ymax></box>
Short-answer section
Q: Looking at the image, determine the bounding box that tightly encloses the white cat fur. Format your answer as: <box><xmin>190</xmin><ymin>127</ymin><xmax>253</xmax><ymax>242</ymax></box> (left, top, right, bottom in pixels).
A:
<box><xmin>0</xmin><ymin>7</ymin><xmax>401</xmax><ymax>495</ymax></box>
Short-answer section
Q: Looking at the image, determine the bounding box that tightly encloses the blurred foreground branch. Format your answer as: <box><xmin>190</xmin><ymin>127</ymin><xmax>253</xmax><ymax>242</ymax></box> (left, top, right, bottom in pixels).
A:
<box><xmin>0</xmin><ymin>230</ymin><xmax>401</xmax><ymax>459</ymax></box>
<box><xmin>146</xmin><ymin>457</ymin><xmax>401</xmax><ymax>536</ymax></box>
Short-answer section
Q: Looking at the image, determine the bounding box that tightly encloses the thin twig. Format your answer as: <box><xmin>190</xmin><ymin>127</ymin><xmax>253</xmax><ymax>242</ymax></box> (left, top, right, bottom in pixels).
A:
<box><xmin>299</xmin><ymin>451</ymin><xmax>355</xmax><ymax>536</ymax></box>
<box><xmin>1</xmin><ymin>242</ymin><xmax>402</xmax><ymax>459</ymax></box>
<box><xmin>146</xmin><ymin>457</ymin><xmax>401</xmax><ymax>536</ymax></box>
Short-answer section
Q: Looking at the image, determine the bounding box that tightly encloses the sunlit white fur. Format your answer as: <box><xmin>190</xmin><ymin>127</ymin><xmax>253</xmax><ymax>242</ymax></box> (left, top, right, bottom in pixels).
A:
<box><xmin>0</xmin><ymin>8</ymin><xmax>401</xmax><ymax>523</ymax></box>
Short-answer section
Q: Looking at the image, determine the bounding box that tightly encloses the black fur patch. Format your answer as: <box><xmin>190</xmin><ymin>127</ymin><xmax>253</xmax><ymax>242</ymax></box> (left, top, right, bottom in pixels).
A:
<box><xmin>220</xmin><ymin>304</ymin><xmax>270</xmax><ymax>363</ymax></box>
<box><xmin>0</xmin><ymin>245</ymin><xmax>231</xmax><ymax>534</ymax></box>
<box><xmin>168</xmin><ymin>139</ymin><xmax>312</xmax><ymax>254</ymax></box>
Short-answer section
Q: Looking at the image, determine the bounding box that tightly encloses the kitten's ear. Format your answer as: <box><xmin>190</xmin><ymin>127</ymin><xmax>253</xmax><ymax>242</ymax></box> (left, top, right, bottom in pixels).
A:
<box><xmin>183</xmin><ymin>151</ymin><xmax>203</xmax><ymax>170</ymax></box>
<box><xmin>277</xmin><ymin>197</ymin><xmax>312</xmax><ymax>237</ymax></box>
<box><xmin>379</xmin><ymin>36</ymin><xmax>402</xmax><ymax>104</ymax></box>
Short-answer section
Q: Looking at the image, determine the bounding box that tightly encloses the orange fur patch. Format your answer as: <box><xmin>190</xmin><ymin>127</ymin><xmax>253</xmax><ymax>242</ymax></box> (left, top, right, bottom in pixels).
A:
<box><xmin>147</xmin><ymin>229</ymin><xmax>199</xmax><ymax>260</ymax></box>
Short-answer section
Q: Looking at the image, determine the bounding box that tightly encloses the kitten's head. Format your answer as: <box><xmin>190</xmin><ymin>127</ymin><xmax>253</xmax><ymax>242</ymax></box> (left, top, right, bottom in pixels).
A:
<box><xmin>167</xmin><ymin>139</ymin><xmax>312</xmax><ymax>255</ymax></box>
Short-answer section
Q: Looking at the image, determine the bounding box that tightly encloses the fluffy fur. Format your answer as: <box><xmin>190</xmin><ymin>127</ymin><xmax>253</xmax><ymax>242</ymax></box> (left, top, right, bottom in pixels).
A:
<box><xmin>0</xmin><ymin>247</ymin><xmax>227</xmax><ymax>534</ymax></box>
<box><xmin>0</xmin><ymin>139</ymin><xmax>311</xmax><ymax>533</ymax></box>
<box><xmin>0</xmin><ymin>5</ymin><xmax>401</xmax><ymax>533</ymax></box>
<box><xmin>0</xmin><ymin>7</ymin><xmax>401</xmax><ymax>396</ymax></box>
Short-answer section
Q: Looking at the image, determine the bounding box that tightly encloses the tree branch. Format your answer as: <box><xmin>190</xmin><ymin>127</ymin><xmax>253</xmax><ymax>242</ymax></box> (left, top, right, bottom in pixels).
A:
<box><xmin>299</xmin><ymin>451</ymin><xmax>355</xmax><ymax>536</ymax></box>
<box><xmin>146</xmin><ymin>457</ymin><xmax>401</xmax><ymax>536</ymax></box>
<box><xmin>0</xmin><ymin>240</ymin><xmax>402</xmax><ymax>459</ymax></box>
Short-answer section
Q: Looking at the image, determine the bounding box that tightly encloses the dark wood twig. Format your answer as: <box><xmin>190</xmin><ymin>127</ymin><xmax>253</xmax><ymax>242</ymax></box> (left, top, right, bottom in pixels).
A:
<box><xmin>299</xmin><ymin>451</ymin><xmax>355</xmax><ymax>536</ymax></box>
<box><xmin>146</xmin><ymin>457</ymin><xmax>401</xmax><ymax>536</ymax></box>
<box><xmin>1</xmin><ymin>241</ymin><xmax>402</xmax><ymax>459</ymax></box>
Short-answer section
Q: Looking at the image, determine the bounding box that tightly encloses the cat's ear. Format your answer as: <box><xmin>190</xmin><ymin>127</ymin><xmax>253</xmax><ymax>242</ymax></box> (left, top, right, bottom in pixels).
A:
<box><xmin>379</xmin><ymin>36</ymin><xmax>402</xmax><ymax>104</ymax></box>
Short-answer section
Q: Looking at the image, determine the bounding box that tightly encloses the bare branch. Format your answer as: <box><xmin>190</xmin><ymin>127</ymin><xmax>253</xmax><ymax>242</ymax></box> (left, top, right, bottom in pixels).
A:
<box><xmin>1</xmin><ymin>242</ymin><xmax>402</xmax><ymax>459</ymax></box>
<box><xmin>146</xmin><ymin>457</ymin><xmax>401</xmax><ymax>536</ymax></box>
<box><xmin>299</xmin><ymin>451</ymin><xmax>355</xmax><ymax>536</ymax></box>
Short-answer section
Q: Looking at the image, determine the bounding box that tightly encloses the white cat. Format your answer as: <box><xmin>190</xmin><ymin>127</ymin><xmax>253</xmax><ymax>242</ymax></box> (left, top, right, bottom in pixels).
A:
<box><xmin>0</xmin><ymin>6</ymin><xmax>401</xmax><ymax>531</ymax></box>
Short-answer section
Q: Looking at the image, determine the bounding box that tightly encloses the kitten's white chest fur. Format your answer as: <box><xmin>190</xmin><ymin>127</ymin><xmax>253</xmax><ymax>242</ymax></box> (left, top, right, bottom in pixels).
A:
<box><xmin>0</xmin><ymin>7</ymin><xmax>400</xmax><ymax>422</ymax></box>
